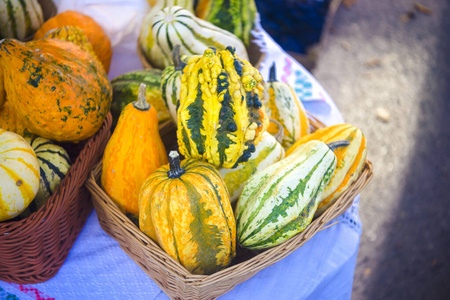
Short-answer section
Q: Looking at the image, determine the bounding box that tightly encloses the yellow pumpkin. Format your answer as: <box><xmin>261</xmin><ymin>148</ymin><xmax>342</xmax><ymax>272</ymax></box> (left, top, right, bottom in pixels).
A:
<box><xmin>0</xmin><ymin>129</ymin><xmax>40</xmax><ymax>222</ymax></box>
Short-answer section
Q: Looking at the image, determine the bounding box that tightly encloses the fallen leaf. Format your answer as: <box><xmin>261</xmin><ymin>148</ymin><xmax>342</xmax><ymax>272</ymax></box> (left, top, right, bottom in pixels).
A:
<box><xmin>376</xmin><ymin>107</ymin><xmax>390</xmax><ymax>122</ymax></box>
<box><xmin>400</xmin><ymin>11</ymin><xmax>416</xmax><ymax>23</ymax></box>
<box><xmin>415</xmin><ymin>3</ymin><xmax>433</xmax><ymax>15</ymax></box>
<box><xmin>365</xmin><ymin>57</ymin><xmax>382</xmax><ymax>68</ymax></box>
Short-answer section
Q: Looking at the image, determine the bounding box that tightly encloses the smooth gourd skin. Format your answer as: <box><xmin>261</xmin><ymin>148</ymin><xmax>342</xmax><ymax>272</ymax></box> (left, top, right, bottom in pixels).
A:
<box><xmin>0</xmin><ymin>129</ymin><xmax>40</xmax><ymax>222</ymax></box>
<box><xmin>0</xmin><ymin>38</ymin><xmax>112</xmax><ymax>142</ymax></box>
<box><xmin>286</xmin><ymin>123</ymin><xmax>367</xmax><ymax>216</ymax></box>
<box><xmin>177</xmin><ymin>47</ymin><xmax>268</xmax><ymax>169</ymax></box>
<box><xmin>0</xmin><ymin>0</ymin><xmax>44</xmax><ymax>40</ymax></box>
<box><xmin>139</xmin><ymin>155</ymin><xmax>236</xmax><ymax>275</ymax></box>
<box><xmin>101</xmin><ymin>94</ymin><xmax>168</xmax><ymax>216</ymax></box>
<box><xmin>235</xmin><ymin>140</ymin><xmax>337</xmax><ymax>250</ymax></box>
<box><xmin>33</xmin><ymin>10</ymin><xmax>112</xmax><ymax>73</ymax></box>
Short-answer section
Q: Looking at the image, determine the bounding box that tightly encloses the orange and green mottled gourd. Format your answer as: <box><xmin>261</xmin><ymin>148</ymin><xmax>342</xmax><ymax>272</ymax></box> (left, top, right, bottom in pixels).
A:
<box><xmin>139</xmin><ymin>151</ymin><xmax>236</xmax><ymax>275</ymax></box>
<box><xmin>0</xmin><ymin>101</ymin><xmax>27</xmax><ymax>135</ymax></box>
<box><xmin>0</xmin><ymin>65</ymin><xmax>5</xmax><ymax>109</ymax></box>
<box><xmin>264</xmin><ymin>63</ymin><xmax>310</xmax><ymax>148</ymax></box>
<box><xmin>286</xmin><ymin>123</ymin><xmax>367</xmax><ymax>217</ymax></box>
<box><xmin>102</xmin><ymin>84</ymin><xmax>168</xmax><ymax>217</ymax></box>
<box><xmin>33</xmin><ymin>10</ymin><xmax>112</xmax><ymax>73</ymax></box>
<box><xmin>178</xmin><ymin>47</ymin><xmax>269</xmax><ymax>169</ymax></box>
<box><xmin>0</xmin><ymin>38</ymin><xmax>112</xmax><ymax>142</ymax></box>
<box><xmin>0</xmin><ymin>129</ymin><xmax>40</xmax><ymax>222</ymax></box>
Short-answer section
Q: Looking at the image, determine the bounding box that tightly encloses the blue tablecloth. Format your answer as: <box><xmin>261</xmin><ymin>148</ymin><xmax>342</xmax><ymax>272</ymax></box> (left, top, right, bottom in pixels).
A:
<box><xmin>0</xmin><ymin>1</ymin><xmax>362</xmax><ymax>299</ymax></box>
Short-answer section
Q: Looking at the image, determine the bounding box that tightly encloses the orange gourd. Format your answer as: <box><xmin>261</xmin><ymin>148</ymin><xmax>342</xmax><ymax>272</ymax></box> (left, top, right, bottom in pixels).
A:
<box><xmin>101</xmin><ymin>84</ymin><xmax>168</xmax><ymax>217</ymax></box>
<box><xmin>0</xmin><ymin>66</ymin><xmax>5</xmax><ymax>109</ymax></box>
<box><xmin>0</xmin><ymin>101</ymin><xmax>27</xmax><ymax>135</ymax></box>
<box><xmin>33</xmin><ymin>10</ymin><xmax>112</xmax><ymax>73</ymax></box>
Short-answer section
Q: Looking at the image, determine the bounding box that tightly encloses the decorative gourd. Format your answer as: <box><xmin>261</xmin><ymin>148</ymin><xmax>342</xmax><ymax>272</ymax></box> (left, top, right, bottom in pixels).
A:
<box><xmin>33</xmin><ymin>10</ymin><xmax>112</xmax><ymax>73</ymax></box>
<box><xmin>139</xmin><ymin>151</ymin><xmax>236</xmax><ymax>275</ymax></box>
<box><xmin>264</xmin><ymin>63</ymin><xmax>310</xmax><ymax>148</ymax></box>
<box><xmin>286</xmin><ymin>123</ymin><xmax>367</xmax><ymax>216</ymax></box>
<box><xmin>139</xmin><ymin>6</ymin><xmax>249</xmax><ymax>69</ymax></box>
<box><xmin>235</xmin><ymin>140</ymin><xmax>349</xmax><ymax>250</ymax></box>
<box><xmin>23</xmin><ymin>135</ymin><xmax>71</xmax><ymax>208</ymax></box>
<box><xmin>195</xmin><ymin>0</ymin><xmax>257</xmax><ymax>47</ymax></box>
<box><xmin>0</xmin><ymin>0</ymin><xmax>44</xmax><ymax>40</ymax></box>
<box><xmin>219</xmin><ymin>131</ymin><xmax>284</xmax><ymax>203</ymax></box>
<box><xmin>0</xmin><ymin>38</ymin><xmax>112</xmax><ymax>142</ymax></box>
<box><xmin>0</xmin><ymin>66</ymin><xmax>5</xmax><ymax>109</ymax></box>
<box><xmin>178</xmin><ymin>47</ymin><xmax>268</xmax><ymax>168</ymax></box>
<box><xmin>0</xmin><ymin>129</ymin><xmax>40</xmax><ymax>222</ymax></box>
<box><xmin>111</xmin><ymin>69</ymin><xmax>169</xmax><ymax>127</ymax></box>
<box><xmin>0</xmin><ymin>101</ymin><xmax>27</xmax><ymax>135</ymax></box>
<box><xmin>102</xmin><ymin>84</ymin><xmax>168</xmax><ymax>217</ymax></box>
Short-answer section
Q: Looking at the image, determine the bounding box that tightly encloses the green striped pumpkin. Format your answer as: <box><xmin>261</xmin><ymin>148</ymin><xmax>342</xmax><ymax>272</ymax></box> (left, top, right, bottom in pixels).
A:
<box><xmin>195</xmin><ymin>0</ymin><xmax>257</xmax><ymax>47</ymax></box>
<box><xmin>139</xmin><ymin>6</ymin><xmax>249</xmax><ymax>69</ymax></box>
<box><xmin>111</xmin><ymin>69</ymin><xmax>170</xmax><ymax>126</ymax></box>
<box><xmin>235</xmin><ymin>140</ymin><xmax>345</xmax><ymax>250</ymax></box>
<box><xmin>23</xmin><ymin>135</ymin><xmax>71</xmax><ymax>209</ymax></box>
<box><xmin>0</xmin><ymin>0</ymin><xmax>44</xmax><ymax>40</ymax></box>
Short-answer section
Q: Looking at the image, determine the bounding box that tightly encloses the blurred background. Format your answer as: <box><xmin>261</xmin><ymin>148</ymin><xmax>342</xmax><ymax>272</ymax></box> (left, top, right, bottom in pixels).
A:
<box><xmin>256</xmin><ymin>0</ymin><xmax>450</xmax><ymax>299</ymax></box>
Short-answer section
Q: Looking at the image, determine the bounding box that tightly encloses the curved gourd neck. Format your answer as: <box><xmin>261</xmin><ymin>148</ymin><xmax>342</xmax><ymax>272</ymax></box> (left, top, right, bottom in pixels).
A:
<box><xmin>133</xmin><ymin>83</ymin><xmax>151</xmax><ymax>111</ymax></box>
<box><xmin>167</xmin><ymin>151</ymin><xmax>186</xmax><ymax>178</ymax></box>
<box><xmin>268</xmin><ymin>63</ymin><xmax>277</xmax><ymax>82</ymax></box>
<box><xmin>172</xmin><ymin>45</ymin><xmax>187</xmax><ymax>72</ymax></box>
<box><xmin>327</xmin><ymin>140</ymin><xmax>350</xmax><ymax>151</ymax></box>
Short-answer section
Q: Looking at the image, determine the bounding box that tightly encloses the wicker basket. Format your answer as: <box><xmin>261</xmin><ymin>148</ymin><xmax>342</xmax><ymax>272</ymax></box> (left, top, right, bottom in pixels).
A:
<box><xmin>0</xmin><ymin>113</ymin><xmax>113</xmax><ymax>284</ymax></box>
<box><xmin>85</xmin><ymin>115</ymin><xmax>373</xmax><ymax>299</ymax></box>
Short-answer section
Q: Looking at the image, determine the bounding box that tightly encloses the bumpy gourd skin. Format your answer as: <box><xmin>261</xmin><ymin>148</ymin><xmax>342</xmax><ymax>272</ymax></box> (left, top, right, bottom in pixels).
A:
<box><xmin>177</xmin><ymin>47</ymin><xmax>268</xmax><ymax>169</ymax></box>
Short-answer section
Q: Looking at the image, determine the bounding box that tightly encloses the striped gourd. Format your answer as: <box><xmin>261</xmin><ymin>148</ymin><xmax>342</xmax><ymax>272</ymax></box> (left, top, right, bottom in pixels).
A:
<box><xmin>139</xmin><ymin>6</ymin><xmax>249</xmax><ymax>69</ymax></box>
<box><xmin>286</xmin><ymin>123</ymin><xmax>367</xmax><ymax>216</ymax></box>
<box><xmin>111</xmin><ymin>69</ymin><xmax>169</xmax><ymax>126</ymax></box>
<box><xmin>264</xmin><ymin>63</ymin><xmax>310</xmax><ymax>148</ymax></box>
<box><xmin>0</xmin><ymin>129</ymin><xmax>39</xmax><ymax>221</ymax></box>
<box><xmin>235</xmin><ymin>140</ymin><xmax>348</xmax><ymax>250</ymax></box>
<box><xmin>177</xmin><ymin>47</ymin><xmax>268</xmax><ymax>169</ymax></box>
<box><xmin>139</xmin><ymin>151</ymin><xmax>236</xmax><ymax>275</ymax></box>
<box><xmin>0</xmin><ymin>101</ymin><xmax>27</xmax><ymax>135</ymax></box>
<box><xmin>195</xmin><ymin>0</ymin><xmax>257</xmax><ymax>47</ymax></box>
<box><xmin>24</xmin><ymin>135</ymin><xmax>71</xmax><ymax>208</ymax></box>
<box><xmin>0</xmin><ymin>0</ymin><xmax>44</xmax><ymax>40</ymax></box>
<box><xmin>219</xmin><ymin>131</ymin><xmax>284</xmax><ymax>203</ymax></box>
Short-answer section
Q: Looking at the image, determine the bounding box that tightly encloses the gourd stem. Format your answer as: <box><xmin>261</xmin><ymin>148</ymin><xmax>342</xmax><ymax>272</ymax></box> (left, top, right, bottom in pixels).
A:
<box><xmin>168</xmin><ymin>151</ymin><xmax>185</xmax><ymax>178</ymax></box>
<box><xmin>327</xmin><ymin>140</ymin><xmax>350</xmax><ymax>151</ymax></box>
<box><xmin>172</xmin><ymin>45</ymin><xmax>186</xmax><ymax>71</ymax></box>
<box><xmin>268</xmin><ymin>63</ymin><xmax>277</xmax><ymax>82</ymax></box>
<box><xmin>133</xmin><ymin>83</ymin><xmax>151</xmax><ymax>111</ymax></box>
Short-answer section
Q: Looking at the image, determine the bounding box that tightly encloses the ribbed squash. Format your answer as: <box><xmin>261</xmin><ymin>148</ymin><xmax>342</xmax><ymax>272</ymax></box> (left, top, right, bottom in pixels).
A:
<box><xmin>0</xmin><ymin>38</ymin><xmax>112</xmax><ymax>142</ymax></box>
<box><xmin>195</xmin><ymin>0</ymin><xmax>257</xmax><ymax>47</ymax></box>
<box><xmin>0</xmin><ymin>101</ymin><xmax>27</xmax><ymax>135</ymax></box>
<box><xmin>111</xmin><ymin>69</ymin><xmax>169</xmax><ymax>127</ymax></box>
<box><xmin>178</xmin><ymin>47</ymin><xmax>268</xmax><ymax>168</ymax></box>
<box><xmin>0</xmin><ymin>0</ymin><xmax>44</xmax><ymax>40</ymax></box>
<box><xmin>0</xmin><ymin>129</ymin><xmax>40</xmax><ymax>222</ymax></box>
<box><xmin>102</xmin><ymin>84</ymin><xmax>168</xmax><ymax>217</ymax></box>
<box><xmin>139</xmin><ymin>151</ymin><xmax>236</xmax><ymax>275</ymax></box>
<box><xmin>286</xmin><ymin>123</ymin><xmax>367</xmax><ymax>216</ymax></box>
<box><xmin>139</xmin><ymin>6</ymin><xmax>249</xmax><ymax>69</ymax></box>
<box><xmin>219</xmin><ymin>131</ymin><xmax>284</xmax><ymax>203</ymax></box>
<box><xmin>23</xmin><ymin>135</ymin><xmax>71</xmax><ymax>208</ymax></box>
<box><xmin>235</xmin><ymin>140</ymin><xmax>349</xmax><ymax>250</ymax></box>
<box><xmin>33</xmin><ymin>10</ymin><xmax>112</xmax><ymax>73</ymax></box>
<box><xmin>264</xmin><ymin>63</ymin><xmax>310</xmax><ymax>148</ymax></box>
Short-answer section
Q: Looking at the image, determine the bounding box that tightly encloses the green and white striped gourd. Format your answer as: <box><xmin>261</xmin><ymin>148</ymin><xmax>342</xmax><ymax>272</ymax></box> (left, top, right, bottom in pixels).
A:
<box><xmin>0</xmin><ymin>0</ymin><xmax>44</xmax><ymax>40</ymax></box>
<box><xmin>195</xmin><ymin>0</ymin><xmax>257</xmax><ymax>47</ymax></box>
<box><xmin>235</xmin><ymin>140</ymin><xmax>349</xmax><ymax>250</ymax></box>
<box><xmin>219</xmin><ymin>131</ymin><xmax>284</xmax><ymax>203</ymax></box>
<box><xmin>139</xmin><ymin>6</ymin><xmax>249</xmax><ymax>69</ymax></box>
<box><xmin>264</xmin><ymin>63</ymin><xmax>310</xmax><ymax>148</ymax></box>
<box><xmin>24</xmin><ymin>135</ymin><xmax>71</xmax><ymax>208</ymax></box>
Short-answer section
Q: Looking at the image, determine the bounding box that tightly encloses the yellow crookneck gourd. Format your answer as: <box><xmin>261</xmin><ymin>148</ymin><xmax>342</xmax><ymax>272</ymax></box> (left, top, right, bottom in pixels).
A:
<box><xmin>101</xmin><ymin>84</ymin><xmax>168</xmax><ymax>217</ymax></box>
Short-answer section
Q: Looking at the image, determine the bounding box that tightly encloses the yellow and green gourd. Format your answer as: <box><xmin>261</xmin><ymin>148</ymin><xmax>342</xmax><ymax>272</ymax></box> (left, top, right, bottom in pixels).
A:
<box><xmin>177</xmin><ymin>47</ymin><xmax>268</xmax><ymax>169</ymax></box>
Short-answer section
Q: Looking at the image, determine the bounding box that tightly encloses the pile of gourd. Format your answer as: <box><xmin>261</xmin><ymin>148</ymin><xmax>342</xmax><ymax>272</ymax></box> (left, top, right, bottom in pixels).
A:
<box><xmin>0</xmin><ymin>3</ymin><xmax>113</xmax><ymax>221</ymax></box>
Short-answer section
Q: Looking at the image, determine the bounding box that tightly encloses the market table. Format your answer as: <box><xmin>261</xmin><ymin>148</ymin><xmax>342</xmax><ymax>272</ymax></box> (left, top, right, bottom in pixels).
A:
<box><xmin>0</xmin><ymin>1</ymin><xmax>363</xmax><ymax>299</ymax></box>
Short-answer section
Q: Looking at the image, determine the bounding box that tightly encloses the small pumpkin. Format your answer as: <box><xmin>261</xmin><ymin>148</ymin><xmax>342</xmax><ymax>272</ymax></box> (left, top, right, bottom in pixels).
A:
<box><xmin>0</xmin><ymin>0</ymin><xmax>44</xmax><ymax>40</ymax></box>
<box><xmin>139</xmin><ymin>151</ymin><xmax>236</xmax><ymax>275</ymax></box>
<box><xmin>264</xmin><ymin>63</ymin><xmax>310</xmax><ymax>148</ymax></box>
<box><xmin>33</xmin><ymin>10</ymin><xmax>112</xmax><ymax>73</ymax></box>
<box><xmin>177</xmin><ymin>47</ymin><xmax>268</xmax><ymax>168</ymax></box>
<box><xmin>102</xmin><ymin>84</ymin><xmax>168</xmax><ymax>217</ymax></box>
<box><xmin>0</xmin><ymin>101</ymin><xmax>27</xmax><ymax>135</ymax></box>
<box><xmin>0</xmin><ymin>129</ymin><xmax>40</xmax><ymax>222</ymax></box>
<box><xmin>0</xmin><ymin>38</ymin><xmax>112</xmax><ymax>142</ymax></box>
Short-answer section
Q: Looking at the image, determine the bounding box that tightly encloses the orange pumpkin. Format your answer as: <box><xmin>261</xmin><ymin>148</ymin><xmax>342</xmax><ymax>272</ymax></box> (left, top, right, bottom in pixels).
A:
<box><xmin>33</xmin><ymin>10</ymin><xmax>112</xmax><ymax>73</ymax></box>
